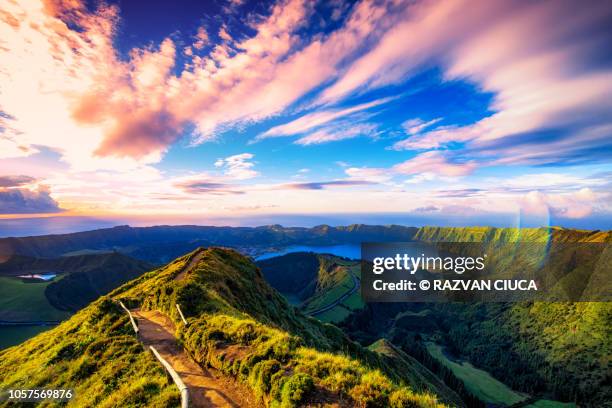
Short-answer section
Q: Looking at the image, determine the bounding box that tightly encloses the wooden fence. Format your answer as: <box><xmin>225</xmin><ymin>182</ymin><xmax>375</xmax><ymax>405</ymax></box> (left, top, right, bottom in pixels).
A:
<box><xmin>118</xmin><ymin>300</ymin><xmax>139</xmax><ymax>335</ymax></box>
<box><xmin>175</xmin><ymin>304</ymin><xmax>188</xmax><ymax>326</ymax></box>
<box><xmin>150</xmin><ymin>346</ymin><xmax>189</xmax><ymax>408</ymax></box>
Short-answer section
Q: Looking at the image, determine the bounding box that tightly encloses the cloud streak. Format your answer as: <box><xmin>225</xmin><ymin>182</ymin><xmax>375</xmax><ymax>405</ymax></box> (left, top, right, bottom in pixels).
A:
<box><xmin>280</xmin><ymin>180</ymin><xmax>376</xmax><ymax>190</ymax></box>
<box><xmin>257</xmin><ymin>97</ymin><xmax>392</xmax><ymax>140</ymax></box>
<box><xmin>0</xmin><ymin>175</ymin><xmax>35</xmax><ymax>188</ymax></box>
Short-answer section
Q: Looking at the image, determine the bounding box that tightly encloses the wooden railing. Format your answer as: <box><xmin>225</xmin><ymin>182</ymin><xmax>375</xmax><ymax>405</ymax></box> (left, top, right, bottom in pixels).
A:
<box><xmin>118</xmin><ymin>300</ymin><xmax>139</xmax><ymax>335</ymax></box>
<box><xmin>175</xmin><ymin>304</ymin><xmax>188</xmax><ymax>326</ymax></box>
<box><xmin>150</xmin><ymin>346</ymin><xmax>189</xmax><ymax>408</ymax></box>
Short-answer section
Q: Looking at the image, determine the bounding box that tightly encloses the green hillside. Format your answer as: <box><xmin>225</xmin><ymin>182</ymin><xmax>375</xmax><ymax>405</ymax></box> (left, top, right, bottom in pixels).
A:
<box><xmin>342</xmin><ymin>227</ymin><xmax>611</xmax><ymax>407</ymax></box>
<box><xmin>414</xmin><ymin>227</ymin><xmax>611</xmax><ymax>405</ymax></box>
<box><xmin>117</xmin><ymin>248</ymin><xmax>456</xmax><ymax>407</ymax></box>
<box><xmin>1</xmin><ymin>248</ymin><xmax>454</xmax><ymax>407</ymax></box>
<box><xmin>257</xmin><ymin>252</ymin><xmax>365</xmax><ymax>323</ymax></box>
<box><xmin>0</xmin><ymin>276</ymin><xmax>70</xmax><ymax>321</ymax></box>
<box><xmin>0</xmin><ymin>253</ymin><xmax>152</xmax><ymax>323</ymax></box>
<box><xmin>0</xmin><ymin>297</ymin><xmax>179</xmax><ymax>407</ymax></box>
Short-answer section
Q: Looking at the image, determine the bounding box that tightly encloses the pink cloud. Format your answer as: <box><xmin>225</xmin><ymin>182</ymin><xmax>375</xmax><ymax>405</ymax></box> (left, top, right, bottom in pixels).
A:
<box><xmin>393</xmin><ymin>151</ymin><xmax>476</xmax><ymax>177</ymax></box>
<box><xmin>324</xmin><ymin>0</ymin><xmax>612</xmax><ymax>165</ymax></box>
<box><xmin>0</xmin><ymin>0</ymin><xmax>407</xmax><ymax>166</ymax></box>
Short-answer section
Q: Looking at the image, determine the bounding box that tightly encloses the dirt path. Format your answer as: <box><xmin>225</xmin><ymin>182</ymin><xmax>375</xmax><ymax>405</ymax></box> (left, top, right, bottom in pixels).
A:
<box><xmin>175</xmin><ymin>249</ymin><xmax>205</xmax><ymax>281</ymax></box>
<box><xmin>132</xmin><ymin>309</ymin><xmax>258</xmax><ymax>408</ymax></box>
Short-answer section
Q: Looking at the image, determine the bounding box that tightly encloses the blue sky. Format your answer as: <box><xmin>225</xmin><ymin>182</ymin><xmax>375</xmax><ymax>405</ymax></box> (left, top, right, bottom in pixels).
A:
<box><xmin>0</xmin><ymin>0</ymin><xmax>611</xmax><ymax>233</ymax></box>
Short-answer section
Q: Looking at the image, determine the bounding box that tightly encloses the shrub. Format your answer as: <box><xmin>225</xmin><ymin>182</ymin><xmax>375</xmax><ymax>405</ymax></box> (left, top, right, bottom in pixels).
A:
<box><xmin>249</xmin><ymin>359</ymin><xmax>281</xmax><ymax>397</ymax></box>
<box><xmin>280</xmin><ymin>373</ymin><xmax>314</xmax><ymax>407</ymax></box>
<box><xmin>349</xmin><ymin>370</ymin><xmax>393</xmax><ymax>408</ymax></box>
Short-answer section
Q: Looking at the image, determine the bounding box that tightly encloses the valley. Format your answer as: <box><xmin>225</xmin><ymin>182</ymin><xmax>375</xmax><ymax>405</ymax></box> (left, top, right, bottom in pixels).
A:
<box><xmin>0</xmin><ymin>252</ymin><xmax>154</xmax><ymax>349</ymax></box>
<box><xmin>0</xmin><ymin>224</ymin><xmax>609</xmax><ymax>407</ymax></box>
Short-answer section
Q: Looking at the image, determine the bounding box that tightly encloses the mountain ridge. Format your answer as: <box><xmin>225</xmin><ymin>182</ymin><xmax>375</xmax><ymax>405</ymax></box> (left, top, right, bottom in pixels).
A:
<box><xmin>0</xmin><ymin>247</ymin><xmax>461</xmax><ymax>407</ymax></box>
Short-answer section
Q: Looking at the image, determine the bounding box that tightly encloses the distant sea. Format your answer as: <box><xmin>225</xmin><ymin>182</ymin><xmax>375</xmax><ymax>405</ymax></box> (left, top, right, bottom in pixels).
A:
<box><xmin>0</xmin><ymin>217</ymin><xmax>119</xmax><ymax>238</ymax></box>
<box><xmin>1</xmin><ymin>213</ymin><xmax>609</xmax><ymax>238</ymax></box>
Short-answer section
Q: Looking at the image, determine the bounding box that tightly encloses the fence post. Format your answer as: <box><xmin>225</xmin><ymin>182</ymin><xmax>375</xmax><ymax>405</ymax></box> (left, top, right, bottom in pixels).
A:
<box><xmin>118</xmin><ymin>300</ymin><xmax>139</xmax><ymax>336</ymax></box>
<box><xmin>149</xmin><ymin>346</ymin><xmax>189</xmax><ymax>408</ymax></box>
<box><xmin>176</xmin><ymin>304</ymin><xmax>188</xmax><ymax>326</ymax></box>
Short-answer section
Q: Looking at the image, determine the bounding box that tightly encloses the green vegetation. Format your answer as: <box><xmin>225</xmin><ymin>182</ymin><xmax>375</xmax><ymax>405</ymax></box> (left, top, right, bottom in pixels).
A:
<box><xmin>0</xmin><ymin>253</ymin><xmax>152</xmax><ymax>318</ymax></box>
<box><xmin>0</xmin><ymin>297</ymin><xmax>179</xmax><ymax>407</ymax></box>
<box><xmin>116</xmin><ymin>248</ymin><xmax>451</xmax><ymax>407</ymax></box>
<box><xmin>0</xmin><ymin>276</ymin><xmax>70</xmax><ymax>321</ymax></box>
<box><xmin>257</xmin><ymin>252</ymin><xmax>365</xmax><ymax>323</ymax></box>
<box><xmin>425</xmin><ymin>342</ymin><xmax>525</xmax><ymax>405</ymax></box>
<box><xmin>440</xmin><ymin>302</ymin><xmax>611</xmax><ymax>405</ymax></box>
<box><xmin>525</xmin><ymin>400</ymin><xmax>576</xmax><ymax>408</ymax></box>
<box><xmin>367</xmin><ymin>339</ymin><xmax>464</xmax><ymax>407</ymax></box>
<box><xmin>420</xmin><ymin>228</ymin><xmax>611</xmax><ymax>405</ymax></box>
<box><xmin>44</xmin><ymin>253</ymin><xmax>153</xmax><ymax>311</ymax></box>
<box><xmin>342</xmin><ymin>227</ymin><xmax>611</xmax><ymax>407</ymax></box>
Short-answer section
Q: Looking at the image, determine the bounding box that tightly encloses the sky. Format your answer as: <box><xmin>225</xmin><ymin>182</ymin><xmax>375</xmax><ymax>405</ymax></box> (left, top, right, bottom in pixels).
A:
<box><xmin>1</xmin><ymin>0</ymin><xmax>611</xmax><ymax>234</ymax></box>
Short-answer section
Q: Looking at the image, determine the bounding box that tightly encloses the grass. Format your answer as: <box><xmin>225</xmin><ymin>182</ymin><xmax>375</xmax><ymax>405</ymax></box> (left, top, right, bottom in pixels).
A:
<box><xmin>301</xmin><ymin>261</ymin><xmax>364</xmax><ymax>323</ymax></box>
<box><xmin>307</xmin><ymin>264</ymin><xmax>365</xmax><ymax>324</ymax></box>
<box><xmin>412</xmin><ymin>227</ymin><xmax>611</xmax><ymax>405</ymax></box>
<box><xmin>425</xmin><ymin>342</ymin><xmax>526</xmax><ymax>405</ymax></box>
<box><xmin>257</xmin><ymin>253</ymin><xmax>366</xmax><ymax>323</ymax></box>
<box><xmin>526</xmin><ymin>401</ymin><xmax>576</xmax><ymax>408</ymax></box>
<box><xmin>115</xmin><ymin>247</ymin><xmax>450</xmax><ymax>407</ymax></box>
<box><xmin>0</xmin><ymin>297</ymin><xmax>179</xmax><ymax>407</ymax></box>
<box><xmin>0</xmin><ymin>276</ymin><xmax>71</xmax><ymax>321</ymax></box>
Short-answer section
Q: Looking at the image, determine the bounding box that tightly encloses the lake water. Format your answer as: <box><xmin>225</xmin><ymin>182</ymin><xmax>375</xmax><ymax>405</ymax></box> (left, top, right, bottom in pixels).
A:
<box><xmin>255</xmin><ymin>244</ymin><xmax>361</xmax><ymax>261</ymax></box>
<box><xmin>0</xmin><ymin>325</ymin><xmax>55</xmax><ymax>350</ymax></box>
<box><xmin>17</xmin><ymin>274</ymin><xmax>57</xmax><ymax>281</ymax></box>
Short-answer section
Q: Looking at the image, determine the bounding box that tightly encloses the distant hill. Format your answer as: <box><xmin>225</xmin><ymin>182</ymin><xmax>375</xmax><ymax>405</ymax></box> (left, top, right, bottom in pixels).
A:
<box><xmin>44</xmin><ymin>253</ymin><xmax>153</xmax><ymax>311</ymax></box>
<box><xmin>0</xmin><ymin>224</ymin><xmax>419</xmax><ymax>263</ymax></box>
<box><xmin>257</xmin><ymin>252</ymin><xmax>365</xmax><ymax>322</ymax></box>
<box><xmin>0</xmin><ymin>253</ymin><xmax>153</xmax><ymax>321</ymax></box>
<box><xmin>0</xmin><ymin>248</ymin><xmax>458</xmax><ymax>407</ymax></box>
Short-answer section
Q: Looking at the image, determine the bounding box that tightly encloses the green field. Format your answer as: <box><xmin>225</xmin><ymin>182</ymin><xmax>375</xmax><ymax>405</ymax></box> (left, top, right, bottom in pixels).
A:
<box><xmin>525</xmin><ymin>401</ymin><xmax>576</xmax><ymax>408</ymax></box>
<box><xmin>425</xmin><ymin>342</ymin><xmax>578</xmax><ymax>407</ymax></box>
<box><xmin>426</xmin><ymin>342</ymin><xmax>526</xmax><ymax>405</ymax></box>
<box><xmin>302</xmin><ymin>264</ymin><xmax>365</xmax><ymax>323</ymax></box>
<box><xmin>0</xmin><ymin>277</ymin><xmax>71</xmax><ymax>321</ymax></box>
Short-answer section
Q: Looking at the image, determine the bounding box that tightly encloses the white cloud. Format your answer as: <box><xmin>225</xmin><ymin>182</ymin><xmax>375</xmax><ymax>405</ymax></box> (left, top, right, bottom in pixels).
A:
<box><xmin>214</xmin><ymin>153</ymin><xmax>259</xmax><ymax>180</ymax></box>
<box><xmin>295</xmin><ymin>123</ymin><xmax>378</xmax><ymax>145</ymax></box>
<box><xmin>257</xmin><ymin>97</ymin><xmax>393</xmax><ymax>141</ymax></box>
<box><xmin>402</xmin><ymin>118</ymin><xmax>442</xmax><ymax>135</ymax></box>
<box><xmin>345</xmin><ymin>167</ymin><xmax>391</xmax><ymax>183</ymax></box>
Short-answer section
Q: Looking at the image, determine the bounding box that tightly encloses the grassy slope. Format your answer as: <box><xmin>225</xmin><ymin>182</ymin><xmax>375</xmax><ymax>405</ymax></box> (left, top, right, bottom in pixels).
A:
<box><xmin>44</xmin><ymin>253</ymin><xmax>153</xmax><ymax>311</ymax></box>
<box><xmin>0</xmin><ymin>276</ymin><xmax>70</xmax><ymax>321</ymax></box>
<box><xmin>258</xmin><ymin>253</ymin><xmax>365</xmax><ymax>323</ymax></box>
<box><xmin>368</xmin><ymin>339</ymin><xmax>464</xmax><ymax>407</ymax></box>
<box><xmin>424</xmin><ymin>342</ymin><xmax>525</xmax><ymax>405</ymax></box>
<box><xmin>115</xmin><ymin>248</ymin><xmax>452</xmax><ymax>407</ymax></box>
<box><xmin>0</xmin><ymin>253</ymin><xmax>153</xmax><ymax>321</ymax></box>
<box><xmin>300</xmin><ymin>258</ymin><xmax>365</xmax><ymax>323</ymax></box>
<box><xmin>413</xmin><ymin>227</ymin><xmax>611</xmax><ymax>406</ymax></box>
<box><xmin>0</xmin><ymin>297</ymin><xmax>179</xmax><ymax>407</ymax></box>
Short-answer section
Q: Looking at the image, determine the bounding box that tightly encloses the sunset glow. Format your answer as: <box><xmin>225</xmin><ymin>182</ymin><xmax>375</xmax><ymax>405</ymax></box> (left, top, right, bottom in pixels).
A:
<box><xmin>1</xmin><ymin>0</ymin><xmax>611</xmax><ymax>230</ymax></box>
